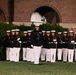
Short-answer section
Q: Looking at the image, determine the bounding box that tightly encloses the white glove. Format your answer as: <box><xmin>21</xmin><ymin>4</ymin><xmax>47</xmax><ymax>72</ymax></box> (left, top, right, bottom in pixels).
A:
<box><xmin>53</xmin><ymin>39</ymin><xmax>56</xmax><ymax>42</ymax></box>
<box><xmin>62</xmin><ymin>42</ymin><xmax>65</xmax><ymax>43</ymax></box>
<box><xmin>41</xmin><ymin>45</ymin><xmax>43</xmax><ymax>47</ymax></box>
<box><xmin>19</xmin><ymin>41</ymin><xmax>22</xmax><ymax>43</ymax></box>
<box><xmin>74</xmin><ymin>42</ymin><xmax>76</xmax><ymax>44</ymax></box>
<box><xmin>71</xmin><ymin>40</ymin><xmax>74</xmax><ymax>43</ymax></box>
<box><xmin>17</xmin><ymin>38</ymin><xmax>20</xmax><ymax>41</ymax></box>
<box><xmin>49</xmin><ymin>42</ymin><xmax>51</xmax><ymax>44</ymax></box>
<box><xmin>31</xmin><ymin>45</ymin><xmax>33</xmax><ymax>47</ymax></box>
<box><xmin>55</xmin><ymin>42</ymin><xmax>57</xmax><ymax>44</ymax></box>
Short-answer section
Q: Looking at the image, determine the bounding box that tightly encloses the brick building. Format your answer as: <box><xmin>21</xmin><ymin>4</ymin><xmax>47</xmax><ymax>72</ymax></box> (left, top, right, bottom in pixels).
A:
<box><xmin>0</xmin><ymin>0</ymin><xmax>76</xmax><ymax>30</ymax></box>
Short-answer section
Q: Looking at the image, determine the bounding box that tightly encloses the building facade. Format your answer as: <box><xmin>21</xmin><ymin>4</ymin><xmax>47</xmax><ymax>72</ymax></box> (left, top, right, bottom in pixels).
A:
<box><xmin>0</xmin><ymin>0</ymin><xmax>76</xmax><ymax>30</ymax></box>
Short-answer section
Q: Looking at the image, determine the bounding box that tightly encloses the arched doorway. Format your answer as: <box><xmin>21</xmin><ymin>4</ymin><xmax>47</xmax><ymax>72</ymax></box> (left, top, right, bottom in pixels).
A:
<box><xmin>31</xmin><ymin>6</ymin><xmax>61</xmax><ymax>25</ymax></box>
<box><xmin>0</xmin><ymin>9</ymin><xmax>6</xmax><ymax>22</ymax></box>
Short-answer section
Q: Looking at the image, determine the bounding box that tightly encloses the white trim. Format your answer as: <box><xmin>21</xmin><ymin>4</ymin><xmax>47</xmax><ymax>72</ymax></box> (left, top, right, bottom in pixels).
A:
<box><xmin>12</xmin><ymin>22</ymin><xmax>32</xmax><ymax>26</ymax></box>
<box><xmin>5</xmin><ymin>22</ymin><xmax>9</xmax><ymax>24</ymax></box>
<box><xmin>5</xmin><ymin>22</ymin><xmax>76</xmax><ymax>29</ymax></box>
<box><xmin>59</xmin><ymin>23</ymin><xmax>76</xmax><ymax>28</ymax></box>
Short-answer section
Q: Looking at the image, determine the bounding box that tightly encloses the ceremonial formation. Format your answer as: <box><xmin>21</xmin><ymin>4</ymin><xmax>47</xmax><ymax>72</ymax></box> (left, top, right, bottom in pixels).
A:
<box><xmin>4</xmin><ymin>24</ymin><xmax>76</xmax><ymax>64</ymax></box>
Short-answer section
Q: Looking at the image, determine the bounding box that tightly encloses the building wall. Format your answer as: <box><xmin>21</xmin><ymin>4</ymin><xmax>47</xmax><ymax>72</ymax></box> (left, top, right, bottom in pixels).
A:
<box><xmin>0</xmin><ymin>0</ymin><xmax>9</xmax><ymax>21</ymax></box>
<box><xmin>14</xmin><ymin>0</ymin><xmax>76</xmax><ymax>23</ymax></box>
<box><xmin>0</xmin><ymin>0</ymin><xmax>76</xmax><ymax>29</ymax></box>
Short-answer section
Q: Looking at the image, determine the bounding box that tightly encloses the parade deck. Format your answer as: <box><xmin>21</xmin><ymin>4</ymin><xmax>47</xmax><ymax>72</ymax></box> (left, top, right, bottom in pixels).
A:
<box><xmin>0</xmin><ymin>61</ymin><xmax>76</xmax><ymax>75</ymax></box>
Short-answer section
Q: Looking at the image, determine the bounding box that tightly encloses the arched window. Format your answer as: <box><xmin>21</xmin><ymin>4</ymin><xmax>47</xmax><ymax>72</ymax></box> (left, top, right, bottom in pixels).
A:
<box><xmin>31</xmin><ymin>6</ymin><xmax>61</xmax><ymax>25</ymax></box>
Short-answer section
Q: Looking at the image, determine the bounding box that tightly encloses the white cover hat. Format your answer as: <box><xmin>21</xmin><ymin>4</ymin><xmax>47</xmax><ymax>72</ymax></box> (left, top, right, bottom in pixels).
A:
<box><xmin>51</xmin><ymin>30</ymin><xmax>56</xmax><ymax>33</ymax></box>
<box><xmin>46</xmin><ymin>31</ymin><xmax>50</xmax><ymax>34</ymax></box>
<box><xmin>28</xmin><ymin>30</ymin><xmax>32</xmax><ymax>33</ymax></box>
<box><xmin>58</xmin><ymin>32</ymin><xmax>62</xmax><ymax>34</ymax></box>
<box><xmin>11</xmin><ymin>29</ymin><xmax>15</xmax><ymax>32</ymax></box>
<box><xmin>6</xmin><ymin>30</ymin><xmax>10</xmax><ymax>33</ymax></box>
<box><xmin>35</xmin><ymin>24</ymin><xmax>40</xmax><ymax>27</ymax></box>
<box><xmin>69</xmin><ymin>30</ymin><xmax>73</xmax><ymax>33</ymax></box>
<box><xmin>42</xmin><ymin>30</ymin><xmax>45</xmax><ymax>33</ymax></box>
<box><xmin>15</xmin><ymin>29</ymin><xmax>20</xmax><ymax>32</ymax></box>
<box><xmin>23</xmin><ymin>31</ymin><xmax>27</xmax><ymax>34</ymax></box>
<box><xmin>63</xmin><ymin>31</ymin><xmax>67</xmax><ymax>34</ymax></box>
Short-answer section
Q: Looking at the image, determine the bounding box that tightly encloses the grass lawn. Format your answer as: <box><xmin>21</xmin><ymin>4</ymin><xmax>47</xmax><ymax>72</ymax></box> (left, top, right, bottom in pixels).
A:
<box><xmin>0</xmin><ymin>61</ymin><xmax>76</xmax><ymax>75</ymax></box>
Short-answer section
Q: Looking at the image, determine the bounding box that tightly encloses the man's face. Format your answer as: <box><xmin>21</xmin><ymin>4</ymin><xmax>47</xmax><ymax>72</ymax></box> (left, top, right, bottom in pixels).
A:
<box><xmin>6</xmin><ymin>33</ymin><xmax>10</xmax><ymax>36</ymax></box>
<box><xmin>58</xmin><ymin>34</ymin><xmax>62</xmax><ymax>37</ymax></box>
<box><xmin>47</xmin><ymin>33</ymin><xmax>50</xmax><ymax>36</ymax></box>
<box><xmin>35</xmin><ymin>26</ymin><xmax>39</xmax><ymax>31</ymax></box>
<box><xmin>16</xmin><ymin>31</ymin><xmax>19</xmax><ymax>35</ymax></box>
<box><xmin>24</xmin><ymin>33</ymin><xmax>27</xmax><ymax>36</ymax></box>
<box><xmin>69</xmin><ymin>33</ymin><xmax>73</xmax><ymax>37</ymax></box>
<box><xmin>28</xmin><ymin>32</ymin><xmax>31</xmax><ymax>36</ymax></box>
<box><xmin>12</xmin><ymin>32</ymin><xmax>15</xmax><ymax>35</ymax></box>
<box><xmin>42</xmin><ymin>32</ymin><xmax>45</xmax><ymax>36</ymax></box>
<box><xmin>63</xmin><ymin>34</ymin><xmax>67</xmax><ymax>37</ymax></box>
<box><xmin>51</xmin><ymin>33</ymin><xmax>55</xmax><ymax>36</ymax></box>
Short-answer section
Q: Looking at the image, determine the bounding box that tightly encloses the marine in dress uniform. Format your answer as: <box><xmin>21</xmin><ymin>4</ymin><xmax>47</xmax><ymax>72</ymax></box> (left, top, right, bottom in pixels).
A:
<box><xmin>21</xmin><ymin>31</ymin><xmax>28</xmax><ymax>61</ymax></box>
<box><xmin>45</xmin><ymin>31</ymin><xmax>51</xmax><ymax>62</ymax></box>
<box><xmin>10</xmin><ymin>29</ymin><xmax>16</xmax><ymax>61</ymax></box>
<box><xmin>57</xmin><ymin>32</ymin><xmax>63</xmax><ymax>61</ymax></box>
<box><xmin>41</xmin><ymin>30</ymin><xmax>46</xmax><ymax>61</ymax></box>
<box><xmin>74</xmin><ymin>32</ymin><xmax>76</xmax><ymax>61</ymax></box>
<box><xmin>27</xmin><ymin>30</ymin><xmax>34</xmax><ymax>62</ymax></box>
<box><xmin>14</xmin><ymin>29</ymin><xmax>21</xmax><ymax>62</ymax></box>
<box><xmin>31</xmin><ymin>25</ymin><xmax>43</xmax><ymax>64</ymax></box>
<box><xmin>5</xmin><ymin>30</ymin><xmax>11</xmax><ymax>60</ymax></box>
<box><xmin>62</xmin><ymin>31</ymin><xmax>68</xmax><ymax>62</ymax></box>
<box><xmin>68</xmin><ymin>31</ymin><xmax>75</xmax><ymax>62</ymax></box>
<box><xmin>50</xmin><ymin>30</ymin><xmax>57</xmax><ymax>62</ymax></box>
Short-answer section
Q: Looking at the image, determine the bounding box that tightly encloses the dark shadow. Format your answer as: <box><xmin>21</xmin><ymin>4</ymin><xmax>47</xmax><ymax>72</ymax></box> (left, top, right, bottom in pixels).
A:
<box><xmin>34</xmin><ymin>6</ymin><xmax>61</xmax><ymax>24</ymax></box>
<box><xmin>0</xmin><ymin>9</ymin><xmax>6</xmax><ymax>22</ymax></box>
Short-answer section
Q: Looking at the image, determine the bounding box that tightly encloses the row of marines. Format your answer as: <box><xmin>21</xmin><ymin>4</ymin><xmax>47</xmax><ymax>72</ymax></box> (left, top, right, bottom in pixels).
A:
<box><xmin>4</xmin><ymin>25</ymin><xmax>76</xmax><ymax>64</ymax></box>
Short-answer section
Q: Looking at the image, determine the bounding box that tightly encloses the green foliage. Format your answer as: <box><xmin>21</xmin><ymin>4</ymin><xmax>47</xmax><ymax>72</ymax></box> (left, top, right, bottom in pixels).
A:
<box><xmin>0</xmin><ymin>22</ymin><xmax>68</xmax><ymax>60</ymax></box>
<box><xmin>40</xmin><ymin>23</ymin><xmax>68</xmax><ymax>32</ymax></box>
<box><xmin>0</xmin><ymin>22</ymin><xmax>17</xmax><ymax>60</ymax></box>
<box><xmin>0</xmin><ymin>46</ymin><xmax>5</xmax><ymax>60</ymax></box>
<box><xmin>0</xmin><ymin>22</ymin><xmax>17</xmax><ymax>37</ymax></box>
<box><xmin>18</xmin><ymin>25</ymin><xmax>30</xmax><ymax>31</ymax></box>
